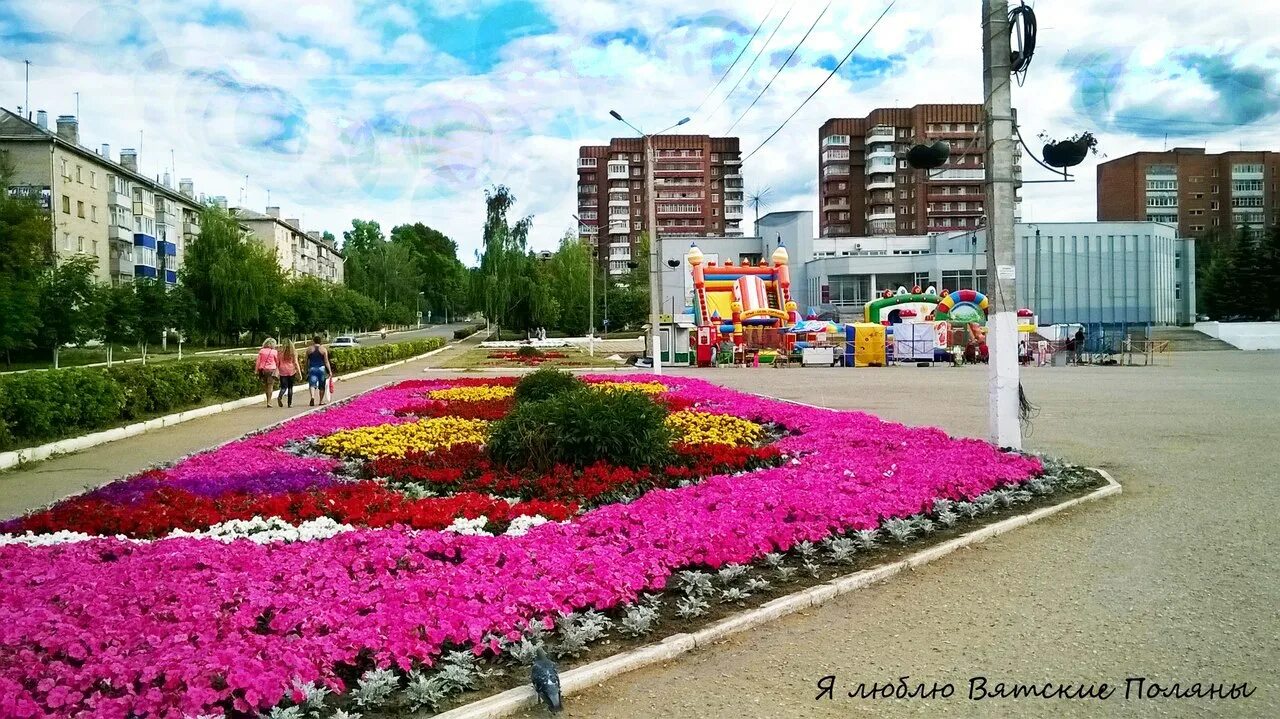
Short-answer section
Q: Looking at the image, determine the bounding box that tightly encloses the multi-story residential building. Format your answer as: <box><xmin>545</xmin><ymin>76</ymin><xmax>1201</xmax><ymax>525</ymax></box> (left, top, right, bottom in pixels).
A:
<box><xmin>577</xmin><ymin>135</ymin><xmax>743</xmax><ymax>275</ymax></box>
<box><xmin>1096</xmin><ymin>148</ymin><xmax>1280</xmax><ymax>236</ymax></box>
<box><xmin>0</xmin><ymin>107</ymin><xmax>203</xmax><ymax>285</ymax></box>
<box><xmin>817</xmin><ymin>104</ymin><xmax>1021</xmax><ymax>238</ymax></box>
<box><xmin>233</xmin><ymin>207</ymin><xmax>344</xmax><ymax>284</ymax></box>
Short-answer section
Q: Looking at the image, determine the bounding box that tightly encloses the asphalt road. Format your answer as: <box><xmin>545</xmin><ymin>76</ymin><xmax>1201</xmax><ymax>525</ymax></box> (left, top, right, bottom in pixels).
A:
<box><xmin>515</xmin><ymin>351</ymin><xmax>1280</xmax><ymax>719</ymax></box>
<box><xmin>348</xmin><ymin>323</ymin><xmax>473</xmax><ymax>347</ymax></box>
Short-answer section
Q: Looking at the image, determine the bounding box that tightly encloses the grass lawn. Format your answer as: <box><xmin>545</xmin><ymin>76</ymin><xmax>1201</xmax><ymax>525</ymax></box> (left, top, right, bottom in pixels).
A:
<box><xmin>438</xmin><ymin>345</ymin><xmax>629</xmax><ymax>369</ymax></box>
<box><xmin>1</xmin><ymin>344</ymin><xmax>252</xmax><ymax>373</ymax></box>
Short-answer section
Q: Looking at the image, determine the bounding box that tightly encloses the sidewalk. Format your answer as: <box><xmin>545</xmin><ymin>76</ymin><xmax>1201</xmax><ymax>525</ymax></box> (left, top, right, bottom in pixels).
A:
<box><xmin>0</xmin><ymin>336</ymin><xmax>476</xmax><ymax>520</ymax></box>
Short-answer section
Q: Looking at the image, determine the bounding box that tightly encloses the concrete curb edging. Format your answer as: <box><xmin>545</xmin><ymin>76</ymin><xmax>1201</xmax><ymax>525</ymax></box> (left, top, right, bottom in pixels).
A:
<box><xmin>0</xmin><ymin>343</ymin><xmax>455</xmax><ymax>472</ymax></box>
<box><xmin>433</xmin><ymin>469</ymin><xmax>1122</xmax><ymax>719</ymax></box>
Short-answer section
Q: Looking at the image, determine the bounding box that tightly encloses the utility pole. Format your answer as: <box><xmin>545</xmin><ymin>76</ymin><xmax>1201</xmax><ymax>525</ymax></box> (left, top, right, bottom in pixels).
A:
<box><xmin>982</xmin><ymin>0</ymin><xmax>1021</xmax><ymax>449</ymax></box>
<box><xmin>24</xmin><ymin>60</ymin><xmax>30</xmax><ymax>121</ymax></box>
<box><xmin>645</xmin><ymin>134</ymin><xmax>662</xmax><ymax>374</ymax></box>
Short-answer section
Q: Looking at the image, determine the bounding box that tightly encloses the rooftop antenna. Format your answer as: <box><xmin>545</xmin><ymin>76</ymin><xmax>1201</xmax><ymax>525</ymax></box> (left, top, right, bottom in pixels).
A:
<box><xmin>747</xmin><ymin>185</ymin><xmax>772</xmax><ymax>235</ymax></box>
<box><xmin>75</xmin><ymin>91</ymin><xmax>79</xmax><ymax>121</ymax></box>
<box><xmin>24</xmin><ymin>60</ymin><xmax>31</xmax><ymax>121</ymax></box>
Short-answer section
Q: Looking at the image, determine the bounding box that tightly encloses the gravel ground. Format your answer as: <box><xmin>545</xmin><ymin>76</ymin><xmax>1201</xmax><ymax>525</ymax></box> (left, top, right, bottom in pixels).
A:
<box><xmin>512</xmin><ymin>351</ymin><xmax>1280</xmax><ymax>719</ymax></box>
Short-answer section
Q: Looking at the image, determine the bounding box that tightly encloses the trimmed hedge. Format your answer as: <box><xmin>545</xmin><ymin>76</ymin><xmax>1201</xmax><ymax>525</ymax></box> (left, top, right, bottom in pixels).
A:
<box><xmin>454</xmin><ymin>323</ymin><xmax>486</xmax><ymax>340</ymax></box>
<box><xmin>0</xmin><ymin>338</ymin><xmax>444</xmax><ymax>452</ymax></box>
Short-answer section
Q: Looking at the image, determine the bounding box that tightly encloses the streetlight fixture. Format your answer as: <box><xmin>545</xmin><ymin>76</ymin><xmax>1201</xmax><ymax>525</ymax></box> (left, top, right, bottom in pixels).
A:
<box><xmin>610</xmin><ymin>110</ymin><xmax>690</xmax><ymax>375</ymax></box>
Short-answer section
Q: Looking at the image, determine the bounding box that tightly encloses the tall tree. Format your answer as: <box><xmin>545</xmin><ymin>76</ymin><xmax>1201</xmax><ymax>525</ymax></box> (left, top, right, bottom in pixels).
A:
<box><xmin>96</xmin><ymin>283</ymin><xmax>138</xmax><ymax>366</ymax></box>
<box><xmin>477</xmin><ymin>185</ymin><xmax>537</xmax><ymax>334</ymax></box>
<box><xmin>343</xmin><ymin>219</ymin><xmax>419</xmax><ymax>313</ymax></box>
<box><xmin>133</xmin><ymin>276</ymin><xmax>172</xmax><ymax>359</ymax></box>
<box><xmin>182</xmin><ymin>205</ymin><xmax>281</xmax><ymax>343</ymax></box>
<box><xmin>36</xmin><ymin>255</ymin><xmax>102</xmax><ymax>367</ymax></box>
<box><xmin>0</xmin><ymin>156</ymin><xmax>51</xmax><ymax>364</ymax></box>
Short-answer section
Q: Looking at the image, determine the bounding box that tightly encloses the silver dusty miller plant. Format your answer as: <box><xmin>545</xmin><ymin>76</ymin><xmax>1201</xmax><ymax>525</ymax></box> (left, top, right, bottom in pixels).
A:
<box><xmin>824</xmin><ymin>536</ymin><xmax>858</xmax><ymax>564</ymax></box>
<box><xmin>351</xmin><ymin>668</ymin><xmax>398</xmax><ymax>710</ymax></box>
<box><xmin>677</xmin><ymin>570</ymin><xmax>714</xmax><ymax>597</ymax></box>
<box><xmin>853</xmin><ymin>528</ymin><xmax>880</xmax><ymax>549</ymax></box>
<box><xmin>716</xmin><ymin>564</ymin><xmax>749</xmax><ymax>584</ymax></box>
<box><xmin>619</xmin><ymin>603</ymin><xmax>659</xmax><ymax>637</ymax></box>
<box><xmin>883</xmin><ymin>518</ymin><xmax>916</xmax><ymax>544</ymax></box>
<box><xmin>675</xmin><ymin>595</ymin><xmax>710</xmax><ymax>618</ymax></box>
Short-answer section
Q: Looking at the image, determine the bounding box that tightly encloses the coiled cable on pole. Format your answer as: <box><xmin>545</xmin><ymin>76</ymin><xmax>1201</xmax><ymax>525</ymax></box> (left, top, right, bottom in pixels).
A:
<box><xmin>1009</xmin><ymin>0</ymin><xmax>1037</xmax><ymax>84</ymax></box>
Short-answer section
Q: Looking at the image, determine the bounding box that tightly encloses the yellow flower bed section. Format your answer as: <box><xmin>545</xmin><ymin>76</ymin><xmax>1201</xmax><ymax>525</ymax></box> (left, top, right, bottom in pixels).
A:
<box><xmin>426</xmin><ymin>386</ymin><xmax>516</xmax><ymax>402</ymax></box>
<box><xmin>317</xmin><ymin>417</ymin><xmax>489</xmax><ymax>458</ymax></box>
<box><xmin>666</xmin><ymin>411</ymin><xmax>764</xmax><ymax>446</ymax></box>
<box><xmin>595</xmin><ymin>381</ymin><xmax>666</xmax><ymax>395</ymax></box>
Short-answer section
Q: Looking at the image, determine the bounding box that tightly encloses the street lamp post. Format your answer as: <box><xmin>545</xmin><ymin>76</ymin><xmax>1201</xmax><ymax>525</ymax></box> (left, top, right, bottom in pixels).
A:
<box><xmin>610</xmin><ymin>110</ymin><xmax>689</xmax><ymax>375</ymax></box>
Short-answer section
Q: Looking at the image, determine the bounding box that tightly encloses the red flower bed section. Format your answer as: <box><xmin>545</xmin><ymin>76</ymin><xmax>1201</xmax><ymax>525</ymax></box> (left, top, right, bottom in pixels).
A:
<box><xmin>369</xmin><ymin>442</ymin><xmax>782</xmax><ymax>504</ymax></box>
<box><xmin>7</xmin><ymin>483</ymin><xmax>577</xmax><ymax>539</ymax></box>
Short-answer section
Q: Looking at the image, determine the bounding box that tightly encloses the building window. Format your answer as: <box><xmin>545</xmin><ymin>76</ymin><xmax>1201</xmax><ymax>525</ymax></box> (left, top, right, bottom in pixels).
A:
<box><xmin>1210</xmin><ymin>201</ymin><xmax>1219</xmax><ymax>210</ymax></box>
<box><xmin>62</xmin><ymin>195</ymin><xmax>71</xmax><ymax>214</ymax></box>
<box><xmin>76</xmin><ymin>165</ymin><xmax>83</xmax><ymax>183</ymax></box>
<box><xmin>77</xmin><ymin>236</ymin><xmax>84</xmax><ymax>252</ymax></box>
<box><xmin>1190</xmin><ymin>225</ymin><xmax>1204</xmax><ymax>232</ymax></box>
<box><xmin>1211</xmin><ymin>184</ymin><xmax>1219</xmax><ymax>194</ymax></box>
<box><xmin>77</xmin><ymin>200</ymin><xmax>85</xmax><ymax>218</ymax></box>
<box><xmin>1175</xmin><ymin>282</ymin><xmax>1182</xmax><ymax>301</ymax></box>
<box><xmin>60</xmin><ymin>160</ymin><xmax>69</xmax><ymax>178</ymax></box>
<box><xmin>91</xmin><ymin>205</ymin><xmax>98</xmax><ymax>222</ymax></box>
<box><xmin>633</xmin><ymin>195</ymin><xmax>640</xmax><ymax>203</ymax></box>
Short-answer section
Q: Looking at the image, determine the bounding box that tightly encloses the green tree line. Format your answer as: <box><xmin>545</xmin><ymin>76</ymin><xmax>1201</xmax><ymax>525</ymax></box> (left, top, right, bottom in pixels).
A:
<box><xmin>0</xmin><ymin>158</ymin><xmax>475</xmax><ymax>366</ymax></box>
<box><xmin>472</xmin><ymin>185</ymin><xmax>649</xmax><ymax>336</ymax></box>
<box><xmin>1197</xmin><ymin>225</ymin><xmax>1280</xmax><ymax>321</ymax></box>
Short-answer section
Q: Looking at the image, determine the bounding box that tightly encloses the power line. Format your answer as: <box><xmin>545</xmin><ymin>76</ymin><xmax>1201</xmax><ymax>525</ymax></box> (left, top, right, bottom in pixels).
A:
<box><xmin>690</xmin><ymin>4</ymin><xmax>777</xmax><ymax>118</ymax></box>
<box><xmin>745</xmin><ymin>1</ymin><xmax>896</xmax><ymax>161</ymax></box>
<box><xmin>726</xmin><ymin>1</ymin><xmax>832</xmax><ymax>135</ymax></box>
<box><xmin>704</xmin><ymin>4</ymin><xmax>795</xmax><ymax>121</ymax></box>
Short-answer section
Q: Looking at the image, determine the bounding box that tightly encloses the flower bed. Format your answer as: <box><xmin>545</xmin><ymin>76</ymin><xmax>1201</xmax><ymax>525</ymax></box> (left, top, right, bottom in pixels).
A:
<box><xmin>0</xmin><ymin>375</ymin><xmax>1043</xmax><ymax>718</ymax></box>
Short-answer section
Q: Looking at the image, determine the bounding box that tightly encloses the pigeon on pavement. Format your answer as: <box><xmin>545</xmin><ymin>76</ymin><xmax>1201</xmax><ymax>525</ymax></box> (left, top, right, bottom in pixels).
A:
<box><xmin>531</xmin><ymin>647</ymin><xmax>563</xmax><ymax>714</ymax></box>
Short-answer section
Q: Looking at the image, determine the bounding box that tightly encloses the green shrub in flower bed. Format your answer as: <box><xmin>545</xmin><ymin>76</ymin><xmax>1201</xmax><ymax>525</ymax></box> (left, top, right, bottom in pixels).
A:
<box><xmin>512</xmin><ymin>366</ymin><xmax>584</xmax><ymax>404</ymax></box>
<box><xmin>0</xmin><ymin>338</ymin><xmax>444</xmax><ymax>452</ymax></box>
<box><xmin>489</xmin><ymin>385</ymin><xmax>675</xmax><ymax>472</ymax></box>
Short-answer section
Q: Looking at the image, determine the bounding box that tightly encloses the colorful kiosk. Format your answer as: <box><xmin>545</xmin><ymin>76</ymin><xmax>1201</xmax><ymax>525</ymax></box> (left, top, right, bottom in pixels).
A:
<box><xmin>688</xmin><ymin>243</ymin><xmax>800</xmax><ymax>366</ymax></box>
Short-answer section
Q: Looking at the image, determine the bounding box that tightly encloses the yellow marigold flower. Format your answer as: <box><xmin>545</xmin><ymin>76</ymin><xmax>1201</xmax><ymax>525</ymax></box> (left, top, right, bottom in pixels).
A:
<box><xmin>427</xmin><ymin>386</ymin><xmax>516</xmax><ymax>402</ymax></box>
<box><xmin>665</xmin><ymin>411</ymin><xmax>764</xmax><ymax>447</ymax></box>
<box><xmin>595</xmin><ymin>381</ymin><xmax>666</xmax><ymax>395</ymax></box>
<box><xmin>317</xmin><ymin>417</ymin><xmax>489</xmax><ymax>458</ymax></box>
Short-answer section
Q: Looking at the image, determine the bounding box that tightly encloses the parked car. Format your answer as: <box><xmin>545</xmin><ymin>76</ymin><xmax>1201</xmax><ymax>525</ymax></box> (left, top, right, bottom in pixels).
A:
<box><xmin>331</xmin><ymin>336</ymin><xmax>360</xmax><ymax>348</ymax></box>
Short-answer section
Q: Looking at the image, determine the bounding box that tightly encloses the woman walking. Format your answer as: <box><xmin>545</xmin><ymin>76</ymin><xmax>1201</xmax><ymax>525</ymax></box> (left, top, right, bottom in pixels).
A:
<box><xmin>306</xmin><ymin>336</ymin><xmax>335</xmax><ymax>406</ymax></box>
<box><xmin>276</xmin><ymin>342</ymin><xmax>301</xmax><ymax>407</ymax></box>
<box><xmin>255</xmin><ymin>338</ymin><xmax>279</xmax><ymax>408</ymax></box>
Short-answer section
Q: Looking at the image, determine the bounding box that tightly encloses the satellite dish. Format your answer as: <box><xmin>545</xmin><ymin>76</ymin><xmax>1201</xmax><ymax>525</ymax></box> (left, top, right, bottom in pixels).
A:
<box><xmin>905</xmin><ymin>141</ymin><xmax>951</xmax><ymax>170</ymax></box>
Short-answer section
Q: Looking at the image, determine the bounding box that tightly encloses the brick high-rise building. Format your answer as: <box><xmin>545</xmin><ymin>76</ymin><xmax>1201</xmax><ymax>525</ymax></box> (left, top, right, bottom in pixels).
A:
<box><xmin>1096</xmin><ymin>148</ymin><xmax>1280</xmax><ymax>236</ymax></box>
<box><xmin>577</xmin><ymin>136</ymin><xmax>744</xmax><ymax>275</ymax></box>
<box><xmin>818</xmin><ymin>104</ymin><xmax>1020</xmax><ymax>238</ymax></box>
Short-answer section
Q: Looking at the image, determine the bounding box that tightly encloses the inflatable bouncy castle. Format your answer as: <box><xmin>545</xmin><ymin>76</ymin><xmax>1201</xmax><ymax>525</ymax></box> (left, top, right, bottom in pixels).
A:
<box><xmin>687</xmin><ymin>243</ymin><xmax>800</xmax><ymax>354</ymax></box>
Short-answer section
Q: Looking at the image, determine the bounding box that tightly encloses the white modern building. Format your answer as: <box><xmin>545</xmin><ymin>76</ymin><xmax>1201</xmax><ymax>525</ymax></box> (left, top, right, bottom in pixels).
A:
<box><xmin>662</xmin><ymin>213</ymin><xmax>1195</xmax><ymax>326</ymax></box>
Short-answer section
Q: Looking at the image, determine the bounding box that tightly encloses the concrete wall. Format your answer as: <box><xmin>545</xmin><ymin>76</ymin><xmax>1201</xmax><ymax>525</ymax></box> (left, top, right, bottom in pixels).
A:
<box><xmin>1194</xmin><ymin>322</ymin><xmax>1280</xmax><ymax>350</ymax></box>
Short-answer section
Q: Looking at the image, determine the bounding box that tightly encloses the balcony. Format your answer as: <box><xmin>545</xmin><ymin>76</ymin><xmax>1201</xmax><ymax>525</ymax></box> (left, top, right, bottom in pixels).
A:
<box><xmin>723</xmin><ymin>171</ymin><xmax>742</xmax><ymax>180</ymax></box>
<box><xmin>929</xmin><ymin>168</ymin><xmax>985</xmax><ymax>181</ymax></box>
<box><xmin>724</xmin><ymin>206</ymin><xmax>744</xmax><ymax>220</ymax></box>
<box><xmin>865</xmin><ymin>143</ymin><xmax>896</xmax><ymax>162</ymax></box>
<box><xmin>577</xmin><ymin>158</ymin><xmax>598</xmax><ymax>169</ymax></box>
<box><xmin>109</xmin><ymin>253</ymin><xmax>134</xmax><ymax>277</ymax></box>
<box><xmin>654</xmin><ymin>164</ymin><xmax>702</xmax><ymax>174</ymax></box>
<box><xmin>822</xmin><ymin>134</ymin><xmax>850</xmax><ymax>147</ymax></box>
<box><xmin>866</xmin><ymin>125</ymin><xmax>895</xmax><ymax>143</ymax></box>
<box><xmin>183</xmin><ymin>221</ymin><xmax>200</xmax><ymax>236</ymax></box>
<box><xmin>823</xmin><ymin>165</ymin><xmax>850</xmax><ymax>178</ymax></box>
<box><xmin>722</xmin><ymin>155</ymin><xmax>742</xmax><ymax>165</ymax></box>
<box><xmin>823</xmin><ymin>199</ymin><xmax>850</xmax><ymax>211</ymax></box>
<box><xmin>867</xmin><ymin>208</ymin><xmax>896</xmax><ymax>222</ymax></box>
<box><xmin>866</xmin><ymin>175</ymin><xmax>895</xmax><ymax>190</ymax></box>
<box><xmin>608</xmin><ymin>195</ymin><xmax>630</xmax><ymax>207</ymax></box>
<box><xmin>608</xmin><ymin>221</ymin><xmax>631</xmax><ymax>234</ymax></box>
<box><xmin>109</xmin><ymin>225</ymin><xmax>132</xmax><ymax>242</ymax></box>
<box><xmin>108</xmin><ymin>190</ymin><xmax>131</xmax><ymax>208</ymax></box>
<box><xmin>607</xmin><ymin>163</ymin><xmax>629</xmax><ymax>180</ymax></box>
<box><xmin>927</xmin><ymin>191</ymin><xmax>984</xmax><ymax>201</ymax></box>
<box><xmin>578</xmin><ymin>225</ymin><xmax>598</xmax><ymax>235</ymax></box>
<box><xmin>822</xmin><ymin>149</ymin><xmax>850</xmax><ymax>163</ymax></box>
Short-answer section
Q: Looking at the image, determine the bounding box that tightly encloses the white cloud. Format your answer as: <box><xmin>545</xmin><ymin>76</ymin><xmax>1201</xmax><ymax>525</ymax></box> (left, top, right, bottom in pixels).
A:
<box><xmin>3</xmin><ymin>0</ymin><xmax>1277</xmax><ymax>260</ymax></box>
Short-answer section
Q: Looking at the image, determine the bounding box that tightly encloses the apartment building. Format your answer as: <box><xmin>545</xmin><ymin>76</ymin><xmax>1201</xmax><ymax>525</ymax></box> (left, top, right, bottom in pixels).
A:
<box><xmin>577</xmin><ymin>135</ymin><xmax>744</xmax><ymax>275</ymax></box>
<box><xmin>818</xmin><ymin>104</ymin><xmax>1020</xmax><ymax>238</ymax></box>
<box><xmin>233</xmin><ymin>207</ymin><xmax>344</xmax><ymax>284</ymax></box>
<box><xmin>0</xmin><ymin>107</ymin><xmax>203</xmax><ymax>285</ymax></box>
<box><xmin>1097</xmin><ymin>148</ymin><xmax>1280</xmax><ymax>236</ymax></box>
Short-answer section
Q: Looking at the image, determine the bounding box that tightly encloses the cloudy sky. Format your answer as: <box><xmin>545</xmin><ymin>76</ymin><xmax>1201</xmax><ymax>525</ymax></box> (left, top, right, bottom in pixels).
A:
<box><xmin>3</xmin><ymin>0</ymin><xmax>1278</xmax><ymax>261</ymax></box>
